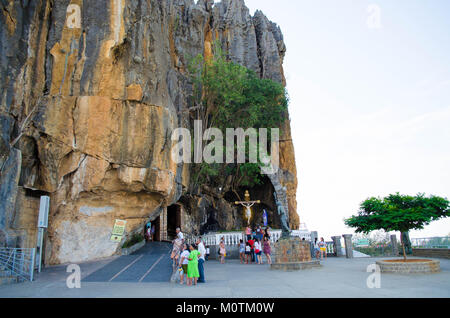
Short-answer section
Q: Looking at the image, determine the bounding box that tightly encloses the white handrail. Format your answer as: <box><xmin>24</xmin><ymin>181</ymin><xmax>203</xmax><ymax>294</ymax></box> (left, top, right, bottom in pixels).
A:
<box><xmin>202</xmin><ymin>229</ymin><xmax>312</xmax><ymax>246</ymax></box>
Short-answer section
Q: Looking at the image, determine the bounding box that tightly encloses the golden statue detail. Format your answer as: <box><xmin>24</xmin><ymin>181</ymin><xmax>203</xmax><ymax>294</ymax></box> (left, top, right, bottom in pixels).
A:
<box><xmin>235</xmin><ymin>190</ymin><xmax>261</xmax><ymax>226</ymax></box>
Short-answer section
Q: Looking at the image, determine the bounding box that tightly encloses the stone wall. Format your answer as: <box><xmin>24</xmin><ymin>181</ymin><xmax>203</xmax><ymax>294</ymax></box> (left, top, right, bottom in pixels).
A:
<box><xmin>271</xmin><ymin>238</ymin><xmax>320</xmax><ymax>271</ymax></box>
<box><xmin>272</xmin><ymin>238</ymin><xmax>312</xmax><ymax>264</ymax></box>
<box><xmin>376</xmin><ymin>259</ymin><xmax>441</xmax><ymax>274</ymax></box>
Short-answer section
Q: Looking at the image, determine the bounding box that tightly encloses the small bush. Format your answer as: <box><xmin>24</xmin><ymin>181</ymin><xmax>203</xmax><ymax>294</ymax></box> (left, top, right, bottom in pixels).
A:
<box><xmin>122</xmin><ymin>233</ymin><xmax>144</xmax><ymax>249</ymax></box>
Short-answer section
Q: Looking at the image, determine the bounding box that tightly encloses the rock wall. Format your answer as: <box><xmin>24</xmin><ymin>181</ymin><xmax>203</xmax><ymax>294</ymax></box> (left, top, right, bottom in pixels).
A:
<box><xmin>0</xmin><ymin>0</ymin><xmax>298</xmax><ymax>264</ymax></box>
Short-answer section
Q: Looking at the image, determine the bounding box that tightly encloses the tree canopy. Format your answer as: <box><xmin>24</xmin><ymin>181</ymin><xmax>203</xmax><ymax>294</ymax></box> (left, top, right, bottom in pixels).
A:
<box><xmin>344</xmin><ymin>193</ymin><xmax>450</xmax><ymax>259</ymax></box>
<box><xmin>345</xmin><ymin>193</ymin><xmax>449</xmax><ymax>233</ymax></box>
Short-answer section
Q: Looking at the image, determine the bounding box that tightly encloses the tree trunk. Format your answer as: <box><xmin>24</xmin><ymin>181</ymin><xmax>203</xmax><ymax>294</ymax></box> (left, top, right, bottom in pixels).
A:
<box><xmin>401</xmin><ymin>242</ymin><xmax>407</xmax><ymax>261</ymax></box>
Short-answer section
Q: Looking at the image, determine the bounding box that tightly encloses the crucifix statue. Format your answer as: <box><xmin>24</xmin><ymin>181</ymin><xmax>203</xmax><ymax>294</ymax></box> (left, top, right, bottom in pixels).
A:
<box><xmin>235</xmin><ymin>190</ymin><xmax>261</xmax><ymax>226</ymax></box>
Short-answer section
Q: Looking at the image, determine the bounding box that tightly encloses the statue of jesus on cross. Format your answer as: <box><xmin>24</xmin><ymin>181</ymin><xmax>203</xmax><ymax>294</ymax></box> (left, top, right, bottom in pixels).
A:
<box><xmin>235</xmin><ymin>190</ymin><xmax>261</xmax><ymax>226</ymax></box>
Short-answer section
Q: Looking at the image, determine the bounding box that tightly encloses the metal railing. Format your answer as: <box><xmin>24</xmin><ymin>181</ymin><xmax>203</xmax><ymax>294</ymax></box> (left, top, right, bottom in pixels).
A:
<box><xmin>203</xmin><ymin>232</ymin><xmax>244</xmax><ymax>246</ymax></box>
<box><xmin>411</xmin><ymin>237</ymin><xmax>450</xmax><ymax>249</ymax></box>
<box><xmin>0</xmin><ymin>248</ymin><xmax>36</xmax><ymax>282</ymax></box>
<box><xmin>326</xmin><ymin>242</ymin><xmax>335</xmax><ymax>256</ymax></box>
<box><xmin>291</xmin><ymin>230</ymin><xmax>311</xmax><ymax>241</ymax></box>
<box><xmin>184</xmin><ymin>233</ymin><xmax>197</xmax><ymax>245</ymax></box>
<box><xmin>202</xmin><ymin>229</ymin><xmax>312</xmax><ymax>246</ymax></box>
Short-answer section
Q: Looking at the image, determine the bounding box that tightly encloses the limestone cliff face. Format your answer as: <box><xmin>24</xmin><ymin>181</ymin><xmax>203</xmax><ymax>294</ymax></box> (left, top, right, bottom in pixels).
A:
<box><xmin>0</xmin><ymin>0</ymin><xmax>298</xmax><ymax>264</ymax></box>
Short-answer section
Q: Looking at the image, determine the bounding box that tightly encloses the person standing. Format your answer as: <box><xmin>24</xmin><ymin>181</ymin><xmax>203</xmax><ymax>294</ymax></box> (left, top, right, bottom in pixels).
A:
<box><xmin>145</xmin><ymin>221</ymin><xmax>151</xmax><ymax>241</ymax></box>
<box><xmin>151</xmin><ymin>224</ymin><xmax>156</xmax><ymax>241</ymax></box>
<box><xmin>247</xmin><ymin>237</ymin><xmax>255</xmax><ymax>263</ymax></box>
<box><xmin>264</xmin><ymin>227</ymin><xmax>271</xmax><ymax>240</ymax></box>
<box><xmin>205</xmin><ymin>246</ymin><xmax>210</xmax><ymax>261</ymax></box>
<box><xmin>313</xmin><ymin>238</ymin><xmax>320</xmax><ymax>259</ymax></box>
<box><xmin>179</xmin><ymin>244</ymin><xmax>190</xmax><ymax>285</ymax></box>
<box><xmin>219</xmin><ymin>241</ymin><xmax>226</xmax><ymax>264</ymax></box>
<box><xmin>318</xmin><ymin>237</ymin><xmax>327</xmax><ymax>260</ymax></box>
<box><xmin>239</xmin><ymin>239</ymin><xmax>245</xmax><ymax>264</ymax></box>
<box><xmin>145</xmin><ymin>226</ymin><xmax>151</xmax><ymax>242</ymax></box>
<box><xmin>171</xmin><ymin>236</ymin><xmax>184</xmax><ymax>263</ymax></box>
<box><xmin>245</xmin><ymin>242</ymin><xmax>251</xmax><ymax>264</ymax></box>
<box><xmin>245</xmin><ymin>226</ymin><xmax>252</xmax><ymax>241</ymax></box>
<box><xmin>254</xmin><ymin>239</ymin><xmax>263</xmax><ymax>264</ymax></box>
<box><xmin>187</xmin><ymin>244</ymin><xmax>200</xmax><ymax>286</ymax></box>
<box><xmin>256</xmin><ymin>225</ymin><xmax>263</xmax><ymax>242</ymax></box>
<box><xmin>197</xmin><ymin>237</ymin><xmax>206</xmax><ymax>283</ymax></box>
<box><xmin>263</xmin><ymin>236</ymin><xmax>272</xmax><ymax>265</ymax></box>
<box><xmin>176</xmin><ymin>228</ymin><xmax>184</xmax><ymax>241</ymax></box>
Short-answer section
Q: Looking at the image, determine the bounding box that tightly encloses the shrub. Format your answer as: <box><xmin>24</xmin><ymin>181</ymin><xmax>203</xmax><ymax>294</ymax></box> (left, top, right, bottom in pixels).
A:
<box><xmin>122</xmin><ymin>233</ymin><xmax>144</xmax><ymax>249</ymax></box>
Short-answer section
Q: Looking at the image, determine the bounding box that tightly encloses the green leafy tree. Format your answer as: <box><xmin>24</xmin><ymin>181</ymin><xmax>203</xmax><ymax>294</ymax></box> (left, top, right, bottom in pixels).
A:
<box><xmin>187</xmin><ymin>43</ymin><xmax>288</xmax><ymax>196</ymax></box>
<box><xmin>345</xmin><ymin>193</ymin><xmax>450</xmax><ymax>260</ymax></box>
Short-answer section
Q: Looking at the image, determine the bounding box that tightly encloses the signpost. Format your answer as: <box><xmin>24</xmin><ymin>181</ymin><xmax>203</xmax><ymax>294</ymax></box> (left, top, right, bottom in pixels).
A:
<box><xmin>110</xmin><ymin>219</ymin><xmax>127</xmax><ymax>243</ymax></box>
<box><xmin>36</xmin><ymin>196</ymin><xmax>50</xmax><ymax>272</ymax></box>
<box><xmin>355</xmin><ymin>238</ymin><xmax>370</xmax><ymax>247</ymax></box>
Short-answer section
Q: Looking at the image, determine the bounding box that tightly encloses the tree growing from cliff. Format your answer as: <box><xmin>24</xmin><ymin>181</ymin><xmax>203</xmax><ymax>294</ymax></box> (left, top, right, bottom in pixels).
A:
<box><xmin>344</xmin><ymin>193</ymin><xmax>450</xmax><ymax>260</ymax></box>
<box><xmin>187</xmin><ymin>43</ymin><xmax>288</xmax><ymax>195</ymax></box>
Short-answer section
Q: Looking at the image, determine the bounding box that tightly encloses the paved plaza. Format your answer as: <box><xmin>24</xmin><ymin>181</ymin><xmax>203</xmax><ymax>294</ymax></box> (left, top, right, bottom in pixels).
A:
<box><xmin>1</xmin><ymin>251</ymin><xmax>449</xmax><ymax>298</ymax></box>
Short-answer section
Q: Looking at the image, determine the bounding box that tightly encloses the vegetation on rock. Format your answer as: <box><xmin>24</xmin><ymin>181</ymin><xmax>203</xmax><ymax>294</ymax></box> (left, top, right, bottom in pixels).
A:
<box><xmin>187</xmin><ymin>44</ymin><xmax>289</xmax><ymax>198</ymax></box>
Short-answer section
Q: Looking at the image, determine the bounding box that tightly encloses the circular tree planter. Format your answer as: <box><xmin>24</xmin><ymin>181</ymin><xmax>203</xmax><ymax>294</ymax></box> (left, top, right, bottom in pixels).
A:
<box><xmin>376</xmin><ymin>259</ymin><xmax>440</xmax><ymax>274</ymax></box>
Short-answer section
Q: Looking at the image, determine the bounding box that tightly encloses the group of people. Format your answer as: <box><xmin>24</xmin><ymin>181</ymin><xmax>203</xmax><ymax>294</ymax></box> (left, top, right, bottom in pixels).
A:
<box><xmin>171</xmin><ymin>226</ymin><xmax>330</xmax><ymax>284</ymax></box>
<box><xmin>171</xmin><ymin>228</ymin><xmax>208</xmax><ymax>286</ymax></box>
<box><xmin>216</xmin><ymin>225</ymin><xmax>273</xmax><ymax>265</ymax></box>
<box><xmin>243</xmin><ymin>225</ymin><xmax>272</xmax><ymax>265</ymax></box>
<box><xmin>313</xmin><ymin>237</ymin><xmax>328</xmax><ymax>260</ymax></box>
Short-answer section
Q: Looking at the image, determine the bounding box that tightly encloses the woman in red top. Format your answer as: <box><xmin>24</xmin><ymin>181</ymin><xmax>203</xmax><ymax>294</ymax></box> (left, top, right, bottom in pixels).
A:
<box><xmin>247</xmin><ymin>237</ymin><xmax>255</xmax><ymax>263</ymax></box>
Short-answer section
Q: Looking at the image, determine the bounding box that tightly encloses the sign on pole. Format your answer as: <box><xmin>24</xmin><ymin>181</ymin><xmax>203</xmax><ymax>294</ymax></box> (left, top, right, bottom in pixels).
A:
<box><xmin>38</xmin><ymin>196</ymin><xmax>50</xmax><ymax>228</ymax></box>
<box><xmin>110</xmin><ymin>219</ymin><xmax>127</xmax><ymax>243</ymax></box>
<box><xmin>36</xmin><ymin>196</ymin><xmax>50</xmax><ymax>273</ymax></box>
<box><xmin>355</xmin><ymin>238</ymin><xmax>370</xmax><ymax>247</ymax></box>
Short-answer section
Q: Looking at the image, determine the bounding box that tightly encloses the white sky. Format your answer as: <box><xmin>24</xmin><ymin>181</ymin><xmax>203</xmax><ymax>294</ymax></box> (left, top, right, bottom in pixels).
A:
<box><xmin>241</xmin><ymin>0</ymin><xmax>450</xmax><ymax>240</ymax></box>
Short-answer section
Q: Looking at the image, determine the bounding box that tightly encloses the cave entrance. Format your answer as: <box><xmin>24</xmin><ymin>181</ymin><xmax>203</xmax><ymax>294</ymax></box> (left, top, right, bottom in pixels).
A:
<box><xmin>167</xmin><ymin>204</ymin><xmax>182</xmax><ymax>241</ymax></box>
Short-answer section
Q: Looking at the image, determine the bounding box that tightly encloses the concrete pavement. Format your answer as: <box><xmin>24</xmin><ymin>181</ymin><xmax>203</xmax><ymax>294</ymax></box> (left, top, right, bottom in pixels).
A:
<box><xmin>0</xmin><ymin>256</ymin><xmax>449</xmax><ymax>298</ymax></box>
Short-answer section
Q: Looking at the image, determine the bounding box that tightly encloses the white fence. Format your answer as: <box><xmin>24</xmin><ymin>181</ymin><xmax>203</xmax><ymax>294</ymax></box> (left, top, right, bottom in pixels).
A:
<box><xmin>202</xmin><ymin>229</ymin><xmax>311</xmax><ymax>246</ymax></box>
